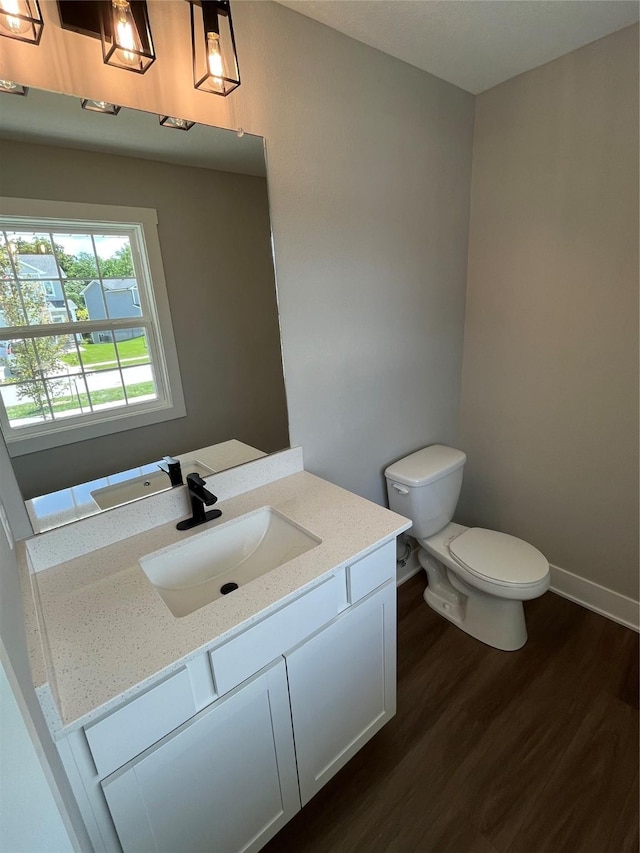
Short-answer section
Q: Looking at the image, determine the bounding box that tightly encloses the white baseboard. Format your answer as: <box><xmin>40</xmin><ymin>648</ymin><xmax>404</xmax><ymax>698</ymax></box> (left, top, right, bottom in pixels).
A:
<box><xmin>397</xmin><ymin>552</ymin><xmax>639</xmax><ymax>633</ymax></box>
<box><xmin>550</xmin><ymin>564</ymin><xmax>639</xmax><ymax>632</ymax></box>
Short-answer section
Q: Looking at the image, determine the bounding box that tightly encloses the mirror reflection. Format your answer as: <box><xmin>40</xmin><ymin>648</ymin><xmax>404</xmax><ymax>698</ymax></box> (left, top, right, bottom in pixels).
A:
<box><xmin>0</xmin><ymin>88</ymin><xmax>289</xmax><ymax>527</ymax></box>
<box><xmin>25</xmin><ymin>439</ymin><xmax>267</xmax><ymax>533</ymax></box>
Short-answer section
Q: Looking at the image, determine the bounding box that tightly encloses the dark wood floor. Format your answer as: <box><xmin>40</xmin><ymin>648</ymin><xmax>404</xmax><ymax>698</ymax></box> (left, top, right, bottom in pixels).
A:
<box><xmin>264</xmin><ymin>574</ymin><xmax>639</xmax><ymax>853</ymax></box>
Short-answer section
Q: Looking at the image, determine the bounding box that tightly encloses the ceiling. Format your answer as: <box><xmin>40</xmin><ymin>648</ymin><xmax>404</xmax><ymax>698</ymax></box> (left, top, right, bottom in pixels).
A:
<box><xmin>275</xmin><ymin>0</ymin><xmax>639</xmax><ymax>94</ymax></box>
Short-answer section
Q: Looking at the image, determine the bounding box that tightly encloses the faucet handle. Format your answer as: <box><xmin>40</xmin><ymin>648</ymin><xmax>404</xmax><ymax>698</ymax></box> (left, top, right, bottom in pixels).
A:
<box><xmin>186</xmin><ymin>472</ymin><xmax>206</xmax><ymax>488</ymax></box>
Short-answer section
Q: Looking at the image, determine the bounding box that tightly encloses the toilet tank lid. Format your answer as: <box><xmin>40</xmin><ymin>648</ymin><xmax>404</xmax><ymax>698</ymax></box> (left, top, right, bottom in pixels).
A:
<box><xmin>384</xmin><ymin>445</ymin><xmax>467</xmax><ymax>487</ymax></box>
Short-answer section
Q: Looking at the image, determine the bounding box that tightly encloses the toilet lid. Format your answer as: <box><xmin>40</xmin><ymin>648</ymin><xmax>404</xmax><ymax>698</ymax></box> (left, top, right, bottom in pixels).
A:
<box><xmin>448</xmin><ymin>528</ymin><xmax>548</xmax><ymax>586</ymax></box>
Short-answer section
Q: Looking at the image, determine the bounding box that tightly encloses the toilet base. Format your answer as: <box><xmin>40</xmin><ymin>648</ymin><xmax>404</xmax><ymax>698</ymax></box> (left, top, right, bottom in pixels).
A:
<box><xmin>419</xmin><ymin>549</ymin><xmax>528</xmax><ymax>651</ymax></box>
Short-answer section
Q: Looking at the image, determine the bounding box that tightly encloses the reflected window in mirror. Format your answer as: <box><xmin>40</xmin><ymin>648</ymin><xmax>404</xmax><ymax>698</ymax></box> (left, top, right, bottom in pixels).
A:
<box><xmin>0</xmin><ymin>198</ymin><xmax>185</xmax><ymax>455</ymax></box>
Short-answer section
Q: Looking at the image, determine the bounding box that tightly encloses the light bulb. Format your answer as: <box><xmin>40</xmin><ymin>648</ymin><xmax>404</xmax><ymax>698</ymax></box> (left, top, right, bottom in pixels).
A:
<box><xmin>0</xmin><ymin>0</ymin><xmax>30</xmax><ymax>35</ymax></box>
<box><xmin>112</xmin><ymin>0</ymin><xmax>143</xmax><ymax>68</ymax></box>
<box><xmin>206</xmin><ymin>31</ymin><xmax>225</xmax><ymax>93</ymax></box>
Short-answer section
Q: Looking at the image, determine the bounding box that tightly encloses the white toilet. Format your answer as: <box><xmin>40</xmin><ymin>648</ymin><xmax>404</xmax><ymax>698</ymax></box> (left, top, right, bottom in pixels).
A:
<box><xmin>385</xmin><ymin>445</ymin><xmax>550</xmax><ymax>651</ymax></box>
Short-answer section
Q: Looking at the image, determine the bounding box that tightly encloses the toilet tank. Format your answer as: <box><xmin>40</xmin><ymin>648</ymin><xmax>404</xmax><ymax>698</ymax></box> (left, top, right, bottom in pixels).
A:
<box><xmin>384</xmin><ymin>445</ymin><xmax>467</xmax><ymax>539</ymax></box>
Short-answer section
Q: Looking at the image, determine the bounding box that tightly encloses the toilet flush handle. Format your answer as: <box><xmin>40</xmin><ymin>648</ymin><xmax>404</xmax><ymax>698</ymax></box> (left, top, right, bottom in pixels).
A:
<box><xmin>391</xmin><ymin>483</ymin><xmax>409</xmax><ymax>495</ymax></box>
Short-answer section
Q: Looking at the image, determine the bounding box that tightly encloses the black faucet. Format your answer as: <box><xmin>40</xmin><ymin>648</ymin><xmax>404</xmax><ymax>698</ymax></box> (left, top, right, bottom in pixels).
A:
<box><xmin>158</xmin><ymin>456</ymin><xmax>183</xmax><ymax>487</ymax></box>
<box><xmin>176</xmin><ymin>473</ymin><xmax>222</xmax><ymax>531</ymax></box>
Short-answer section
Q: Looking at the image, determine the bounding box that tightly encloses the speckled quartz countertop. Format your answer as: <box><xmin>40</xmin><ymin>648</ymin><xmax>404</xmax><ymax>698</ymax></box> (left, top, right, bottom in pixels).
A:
<box><xmin>30</xmin><ymin>471</ymin><xmax>410</xmax><ymax>735</ymax></box>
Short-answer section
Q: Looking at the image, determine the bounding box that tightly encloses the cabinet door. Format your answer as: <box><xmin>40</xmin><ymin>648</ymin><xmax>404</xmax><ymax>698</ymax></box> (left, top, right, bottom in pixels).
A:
<box><xmin>286</xmin><ymin>581</ymin><xmax>396</xmax><ymax>805</ymax></box>
<box><xmin>102</xmin><ymin>659</ymin><xmax>300</xmax><ymax>853</ymax></box>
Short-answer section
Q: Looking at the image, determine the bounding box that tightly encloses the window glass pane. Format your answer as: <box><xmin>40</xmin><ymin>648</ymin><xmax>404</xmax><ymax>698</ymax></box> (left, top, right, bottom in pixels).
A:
<box><xmin>115</xmin><ymin>330</ymin><xmax>150</xmax><ymax>369</ymax></box>
<box><xmin>15</xmin><ymin>279</ymin><xmax>66</xmax><ymax>326</ymax></box>
<box><xmin>1</xmin><ymin>378</ymin><xmax>51</xmax><ymax>428</ymax></box>
<box><xmin>0</xmin><ymin>329</ymin><xmax>161</xmax><ymax>426</ymax></box>
<box><xmin>4</xmin><ymin>231</ymin><xmax>58</xmax><ymax>276</ymax></box>
<box><xmin>97</xmin><ymin>279</ymin><xmax>141</xmax><ymax>322</ymax></box>
<box><xmin>0</xmin><ymin>280</ymin><xmax>28</xmax><ymax>326</ymax></box>
<box><xmin>95</xmin><ymin>235</ymin><xmax>135</xmax><ymax>279</ymax></box>
<box><xmin>61</xmin><ymin>280</ymin><xmax>89</xmax><ymax>322</ymax></box>
<box><xmin>9</xmin><ymin>336</ymin><xmax>65</xmax><ymax>381</ymax></box>
<box><xmin>121</xmin><ymin>364</ymin><xmax>157</xmax><ymax>405</ymax></box>
<box><xmin>53</xmin><ymin>235</ymin><xmax>98</xmax><ymax>322</ymax></box>
<box><xmin>54</xmin><ymin>233</ymin><xmax>99</xmax><ymax>279</ymax></box>
<box><xmin>1</xmin><ymin>232</ymin><xmax>72</xmax><ymax>327</ymax></box>
<box><xmin>73</xmin><ymin>334</ymin><xmax>118</xmax><ymax>373</ymax></box>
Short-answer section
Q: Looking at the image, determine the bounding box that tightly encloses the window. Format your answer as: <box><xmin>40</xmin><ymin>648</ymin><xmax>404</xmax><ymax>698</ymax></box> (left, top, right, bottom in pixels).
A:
<box><xmin>0</xmin><ymin>199</ymin><xmax>185</xmax><ymax>455</ymax></box>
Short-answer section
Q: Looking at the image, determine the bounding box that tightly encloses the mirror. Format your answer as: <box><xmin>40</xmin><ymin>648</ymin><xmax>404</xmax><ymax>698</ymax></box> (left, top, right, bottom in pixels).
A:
<box><xmin>0</xmin><ymin>87</ymin><xmax>289</xmax><ymax>527</ymax></box>
<box><xmin>25</xmin><ymin>439</ymin><xmax>268</xmax><ymax>533</ymax></box>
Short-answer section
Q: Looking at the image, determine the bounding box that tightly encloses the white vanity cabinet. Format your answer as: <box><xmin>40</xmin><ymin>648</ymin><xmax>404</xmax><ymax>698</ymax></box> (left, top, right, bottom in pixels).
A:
<box><xmin>287</xmin><ymin>581</ymin><xmax>396</xmax><ymax>805</ymax></box>
<box><xmin>102</xmin><ymin>660</ymin><xmax>299</xmax><ymax>853</ymax></box>
<box><xmin>60</xmin><ymin>539</ymin><xmax>398</xmax><ymax>853</ymax></box>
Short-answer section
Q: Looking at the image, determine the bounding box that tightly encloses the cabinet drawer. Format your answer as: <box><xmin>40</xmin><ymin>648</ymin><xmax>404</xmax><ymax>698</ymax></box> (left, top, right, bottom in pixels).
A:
<box><xmin>210</xmin><ymin>575</ymin><xmax>342</xmax><ymax>696</ymax></box>
<box><xmin>84</xmin><ymin>667</ymin><xmax>196</xmax><ymax>779</ymax></box>
<box><xmin>347</xmin><ymin>540</ymin><xmax>395</xmax><ymax>603</ymax></box>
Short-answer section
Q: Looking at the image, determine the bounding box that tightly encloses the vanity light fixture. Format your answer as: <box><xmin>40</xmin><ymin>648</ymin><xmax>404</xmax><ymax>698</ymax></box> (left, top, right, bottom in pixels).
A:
<box><xmin>57</xmin><ymin>1</ymin><xmax>155</xmax><ymax>74</ymax></box>
<box><xmin>81</xmin><ymin>98</ymin><xmax>121</xmax><ymax>115</ymax></box>
<box><xmin>0</xmin><ymin>0</ymin><xmax>43</xmax><ymax>44</ymax></box>
<box><xmin>189</xmin><ymin>0</ymin><xmax>240</xmax><ymax>97</ymax></box>
<box><xmin>0</xmin><ymin>79</ymin><xmax>29</xmax><ymax>95</ymax></box>
<box><xmin>101</xmin><ymin>0</ymin><xmax>155</xmax><ymax>73</ymax></box>
<box><xmin>159</xmin><ymin>115</ymin><xmax>196</xmax><ymax>131</ymax></box>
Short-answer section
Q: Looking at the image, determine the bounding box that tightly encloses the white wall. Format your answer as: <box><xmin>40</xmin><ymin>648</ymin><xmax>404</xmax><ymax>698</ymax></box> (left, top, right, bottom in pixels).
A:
<box><xmin>0</xmin><ymin>657</ymin><xmax>73</xmax><ymax>853</ymax></box>
<box><xmin>0</xmin><ymin>433</ymin><xmax>90</xmax><ymax>849</ymax></box>
<box><xmin>0</xmin><ymin>0</ymin><xmax>475</xmax><ymax>505</ymax></box>
<box><xmin>458</xmin><ymin>26</ymin><xmax>639</xmax><ymax>603</ymax></box>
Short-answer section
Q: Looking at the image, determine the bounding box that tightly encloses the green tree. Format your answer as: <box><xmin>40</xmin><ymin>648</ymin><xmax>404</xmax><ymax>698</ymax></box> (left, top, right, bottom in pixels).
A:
<box><xmin>0</xmin><ymin>246</ymin><xmax>66</xmax><ymax>418</ymax></box>
<box><xmin>101</xmin><ymin>244</ymin><xmax>134</xmax><ymax>278</ymax></box>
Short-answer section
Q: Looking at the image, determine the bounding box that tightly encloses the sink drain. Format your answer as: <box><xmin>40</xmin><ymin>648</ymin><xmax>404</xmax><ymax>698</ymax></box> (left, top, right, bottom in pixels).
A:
<box><xmin>220</xmin><ymin>582</ymin><xmax>239</xmax><ymax>595</ymax></box>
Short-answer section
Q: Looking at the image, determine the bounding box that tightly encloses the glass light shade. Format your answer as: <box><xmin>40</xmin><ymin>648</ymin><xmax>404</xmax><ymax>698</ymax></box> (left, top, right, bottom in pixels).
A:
<box><xmin>159</xmin><ymin>116</ymin><xmax>196</xmax><ymax>131</ymax></box>
<box><xmin>81</xmin><ymin>98</ymin><xmax>121</xmax><ymax>115</ymax></box>
<box><xmin>100</xmin><ymin>0</ymin><xmax>155</xmax><ymax>74</ymax></box>
<box><xmin>190</xmin><ymin>1</ymin><xmax>240</xmax><ymax>97</ymax></box>
<box><xmin>0</xmin><ymin>79</ymin><xmax>28</xmax><ymax>95</ymax></box>
<box><xmin>0</xmin><ymin>0</ymin><xmax>43</xmax><ymax>44</ymax></box>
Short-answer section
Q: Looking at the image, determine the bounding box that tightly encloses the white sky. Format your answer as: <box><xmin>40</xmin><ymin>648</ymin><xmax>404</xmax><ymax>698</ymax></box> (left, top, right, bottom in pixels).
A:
<box><xmin>53</xmin><ymin>234</ymin><xmax>129</xmax><ymax>259</ymax></box>
<box><xmin>2</xmin><ymin>231</ymin><xmax>129</xmax><ymax>260</ymax></box>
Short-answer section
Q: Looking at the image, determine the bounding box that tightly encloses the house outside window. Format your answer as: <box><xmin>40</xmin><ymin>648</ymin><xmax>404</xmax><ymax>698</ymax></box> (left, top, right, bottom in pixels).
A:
<box><xmin>0</xmin><ymin>199</ymin><xmax>185</xmax><ymax>455</ymax></box>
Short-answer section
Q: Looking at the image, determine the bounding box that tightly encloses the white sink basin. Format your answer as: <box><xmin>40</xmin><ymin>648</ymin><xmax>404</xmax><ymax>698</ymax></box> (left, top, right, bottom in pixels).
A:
<box><xmin>139</xmin><ymin>507</ymin><xmax>322</xmax><ymax>618</ymax></box>
<box><xmin>90</xmin><ymin>460</ymin><xmax>215</xmax><ymax>510</ymax></box>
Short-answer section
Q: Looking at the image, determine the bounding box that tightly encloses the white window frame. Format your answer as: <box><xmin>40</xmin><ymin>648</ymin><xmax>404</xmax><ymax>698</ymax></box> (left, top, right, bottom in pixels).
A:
<box><xmin>0</xmin><ymin>197</ymin><xmax>185</xmax><ymax>456</ymax></box>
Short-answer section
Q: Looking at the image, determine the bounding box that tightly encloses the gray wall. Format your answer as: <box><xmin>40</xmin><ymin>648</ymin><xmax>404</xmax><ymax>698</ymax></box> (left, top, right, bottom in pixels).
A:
<box><xmin>458</xmin><ymin>25</ymin><xmax>639</xmax><ymax>600</ymax></box>
<box><xmin>237</xmin><ymin>3</ymin><xmax>475</xmax><ymax>502</ymax></box>
<box><xmin>0</xmin><ymin>1</ymin><xmax>476</xmax><ymax>506</ymax></box>
<box><xmin>1</xmin><ymin>139</ymin><xmax>289</xmax><ymax>498</ymax></box>
<box><xmin>0</xmin><ymin>8</ymin><xmax>475</xmax><ymax>829</ymax></box>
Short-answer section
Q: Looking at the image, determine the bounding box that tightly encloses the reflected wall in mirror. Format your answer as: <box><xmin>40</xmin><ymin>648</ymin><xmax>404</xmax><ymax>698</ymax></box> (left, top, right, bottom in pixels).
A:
<box><xmin>0</xmin><ymin>88</ymin><xmax>289</xmax><ymax>507</ymax></box>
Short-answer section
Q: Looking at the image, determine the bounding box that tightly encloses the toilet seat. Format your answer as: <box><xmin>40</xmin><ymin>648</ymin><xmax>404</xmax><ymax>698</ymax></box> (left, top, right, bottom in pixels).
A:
<box><xmin>448</xmin><ymin>528</ymin><xmax>549</xmax><ymax>589</ymax></box>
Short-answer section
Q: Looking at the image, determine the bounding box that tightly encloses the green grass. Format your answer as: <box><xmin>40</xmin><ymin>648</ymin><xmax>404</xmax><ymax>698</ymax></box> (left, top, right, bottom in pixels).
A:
<box><xmin>61</xmin><ymin>337</ymin><xmax>150</xmax><ymax>368</ymax></box>
<box><xmin>6</xmin><ymin>381</ymin><xmax>156</xmax><ymax>421</ymax></box>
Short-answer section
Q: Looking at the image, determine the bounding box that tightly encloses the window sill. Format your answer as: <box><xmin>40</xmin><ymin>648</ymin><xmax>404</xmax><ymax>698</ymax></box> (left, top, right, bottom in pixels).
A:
<box><xmin>5</xmin><ymin>396</ymin><xmax>187</xmax><ymax>457</ymax></box>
